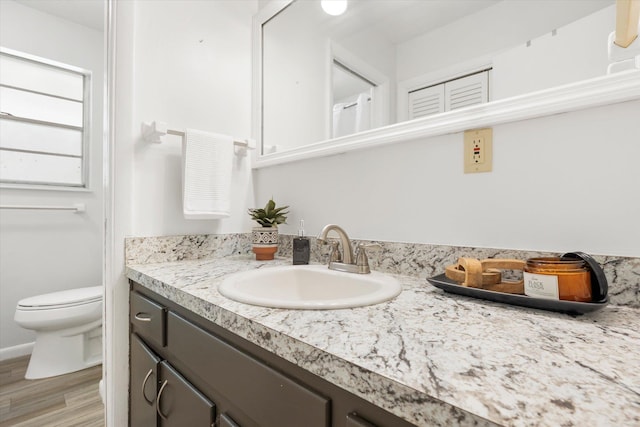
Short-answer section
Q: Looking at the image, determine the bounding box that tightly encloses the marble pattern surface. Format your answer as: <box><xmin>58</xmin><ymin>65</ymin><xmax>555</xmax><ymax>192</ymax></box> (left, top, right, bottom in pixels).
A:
<box><xmin>126</xmin><ymin>257</ymin><xmax>640</xmax><ymax>427</ymax></box>
<box><xmin>127</xmin><ymin>234</ymin><xmax>639</xmax><ymax>306</ymax></box>
<box><xmin>125</xmin><ymin>234</ymin><xmax>252</xmax><ymax>264</ymax></box>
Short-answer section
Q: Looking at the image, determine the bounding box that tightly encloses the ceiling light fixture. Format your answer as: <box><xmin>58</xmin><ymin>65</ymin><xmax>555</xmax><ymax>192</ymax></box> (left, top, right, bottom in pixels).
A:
<box><xmin>321</xmin><ymin>0</ymin><xmax>347</xmax><ymax>16</ymax></box>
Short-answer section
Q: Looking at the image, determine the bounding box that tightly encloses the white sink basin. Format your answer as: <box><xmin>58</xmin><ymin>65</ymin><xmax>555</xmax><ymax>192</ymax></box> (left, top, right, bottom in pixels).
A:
<box><xmin>218</xmin><ymin>265</ymin><xmax>401</xmax><ymax>309</ymax></box>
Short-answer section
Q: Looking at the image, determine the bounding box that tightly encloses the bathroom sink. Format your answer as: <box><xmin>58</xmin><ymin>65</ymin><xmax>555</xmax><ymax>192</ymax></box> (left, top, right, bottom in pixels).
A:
<box><xmin>218</xmin><ymin>265</ymin><xmax>401</xmax><ymax>309</ymax></box>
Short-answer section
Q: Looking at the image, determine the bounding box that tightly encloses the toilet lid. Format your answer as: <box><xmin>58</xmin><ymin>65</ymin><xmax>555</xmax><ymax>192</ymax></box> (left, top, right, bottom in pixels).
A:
<box><xmin>18</xmin><ymin>286</ymin><xmax>102</xmax><ymax>309</ymax></box>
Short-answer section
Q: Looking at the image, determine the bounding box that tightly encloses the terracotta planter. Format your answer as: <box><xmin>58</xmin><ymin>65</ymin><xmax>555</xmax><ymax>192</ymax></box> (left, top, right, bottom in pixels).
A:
<box><xmin>251</xmin><ymin>226</ymin><xmax>278</xmax><ymax>260</ymax></box>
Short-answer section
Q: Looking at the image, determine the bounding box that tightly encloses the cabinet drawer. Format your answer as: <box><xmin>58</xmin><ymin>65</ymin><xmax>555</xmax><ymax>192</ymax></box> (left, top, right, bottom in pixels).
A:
<box><xmin>167</xmin><ymin>312</ymin><xmax>329</xmax><ymax>427</ymax></box>
<box><xmin>130</xmin><ymin>292</ymin><xmax>166</xmax><ymax>347</ymax></box>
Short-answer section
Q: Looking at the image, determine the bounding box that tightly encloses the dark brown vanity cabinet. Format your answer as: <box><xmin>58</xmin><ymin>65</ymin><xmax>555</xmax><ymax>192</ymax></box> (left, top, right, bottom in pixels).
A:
<box><xmin>130</xmin><ymin>294</ymin><xmax>215</xmax><ymax>427</ymax></box>
<box><xmin>156</xmin><ymin>361</ymin><xmax>216</xmax><ymax>426</ymax></box>
<box><xmin>130</xmin><ymin>335</ymin><xmax>215</xmax><ymax>427</ymax></box>
<box><xmin>130</xmin><ymin>334</ymin><xmax>160</xmax><ymax>426</ymax></box>
<box><xmin>130</xmin><ymin>290</ymin><xmax>166</xmax><ymax>347</ymax></box>
<box><xmin>167</xmin><ymin>310</ymin><xmax>329</xmax><ymax>426</ymax></box>
<box><xmin>130</xmin><ymin>284</ymin><xmax>418</xmax><ymax>427</ymax></box>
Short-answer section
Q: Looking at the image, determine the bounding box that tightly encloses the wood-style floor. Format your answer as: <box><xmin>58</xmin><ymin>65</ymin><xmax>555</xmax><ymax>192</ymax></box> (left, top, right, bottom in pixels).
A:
<box><xmin>0</xmin><ymin>356</ymin><xmax>104</xmax><ymax>427</ymax></box>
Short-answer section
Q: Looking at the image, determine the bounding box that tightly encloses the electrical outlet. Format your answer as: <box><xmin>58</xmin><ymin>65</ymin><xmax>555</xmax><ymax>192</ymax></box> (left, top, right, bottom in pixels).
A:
<box><xmin>472</xmin><ymin>136</ymin><xmax>484</xmax><ymax>164</ymax></box>
<box><xmin>464</xmin><ymin>128</ymin><xmax>492</xmax><ymax>173</ymax></box>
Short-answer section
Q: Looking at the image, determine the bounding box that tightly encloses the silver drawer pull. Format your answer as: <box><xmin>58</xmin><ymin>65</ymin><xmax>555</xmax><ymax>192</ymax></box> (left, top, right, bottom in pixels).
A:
<box><xmin>156</xmin><ymin>379</ymin><xmax>169</xmax><ymax>420</ymax></box>
<box><xmin>135</xmin><ymin>312</ymin><xmax>152</xmax><ymax>322</ymax></box>
<box><xmin>141</xmin><ymin>369</ymin><xmax>155</xmax><ymax>404</ymax></box>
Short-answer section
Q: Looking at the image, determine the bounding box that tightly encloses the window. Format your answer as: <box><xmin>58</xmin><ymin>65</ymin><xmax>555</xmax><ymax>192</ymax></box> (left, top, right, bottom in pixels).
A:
<box><xmin>0</xmin><ymin>48</ymin><xmax>90</xmax><ymax>189</ymax></box>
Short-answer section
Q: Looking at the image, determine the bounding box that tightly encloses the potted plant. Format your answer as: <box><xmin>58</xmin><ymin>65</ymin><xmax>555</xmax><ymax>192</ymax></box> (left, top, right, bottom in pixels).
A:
<box><xmin>248</xmin><ymin>198</ymin><xmax>289</xmax><ymax>260</ymax></box>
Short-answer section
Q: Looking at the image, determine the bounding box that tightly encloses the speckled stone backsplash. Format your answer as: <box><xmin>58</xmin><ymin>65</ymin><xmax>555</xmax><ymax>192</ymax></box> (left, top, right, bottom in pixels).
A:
<box><xmin>125</xmin><ymin>233</ymin><xmax>639</xmax><ymax>307</ymax></box>
<box><xmin>125</xmin><ymin>234</ymin><xmax>253</xmax><ymax>264</ymax></box>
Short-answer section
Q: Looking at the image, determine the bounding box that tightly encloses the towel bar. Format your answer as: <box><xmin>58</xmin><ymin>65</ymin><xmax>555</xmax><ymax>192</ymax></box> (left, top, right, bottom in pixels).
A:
<box><xmin>0</xmin><ymin>203</ymin><xmax>85</xmax><ymax>212</ymax></box>
<box><xmin>141</xmin><ymin>121</ymin><xmax>255</xmax><ymax>153</ymax></box>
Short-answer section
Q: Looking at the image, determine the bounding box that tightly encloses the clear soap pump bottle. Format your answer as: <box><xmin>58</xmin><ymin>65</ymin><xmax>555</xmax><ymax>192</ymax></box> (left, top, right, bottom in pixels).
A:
<box><xmin>293</xmin><ymin>219</ymin><xmax>310</xmax><ymax>265</ymax></box>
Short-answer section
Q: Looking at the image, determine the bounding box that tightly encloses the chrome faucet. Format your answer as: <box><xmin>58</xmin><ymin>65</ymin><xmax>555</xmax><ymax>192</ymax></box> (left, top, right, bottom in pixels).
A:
<box><xmin>316</xmin><ymin>224</ymin><xmax>380</xmax><ymax>274</ymax></box>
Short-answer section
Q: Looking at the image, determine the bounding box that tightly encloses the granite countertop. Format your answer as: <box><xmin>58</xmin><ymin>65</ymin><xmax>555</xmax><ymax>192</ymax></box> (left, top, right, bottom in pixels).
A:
<box><xmin>125</xmin><ymin>256</ymin><xmax>640</xmax><ymax>427</ymax></box>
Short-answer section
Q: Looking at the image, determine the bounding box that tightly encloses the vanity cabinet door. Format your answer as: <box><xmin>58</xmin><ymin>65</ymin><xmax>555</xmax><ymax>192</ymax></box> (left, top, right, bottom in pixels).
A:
<box><xmin>130</xmin><ymin>291</ymin><xmax>167</xmax><ymax>348</ymax></box>
<box><xmin>166</xmin><ymin>312</ymin><xmax>330</xmax><ymax>427</ymax></box>
<box><xmin>130</xmin><ymin>335</ymin><xmax>161</xmax><ymax>427</ymax></box>
<box><xmin>220</xmin><ymin>413</ymin><xmax>241</xmax><ymax>427</ymax></box>
<box><xmin>345</xmin><ymin>413</ymin><xmax>378</xmax><ymax>427</ymax></box>
<box><xmin>157</xmin><ymin>361</ymin><xmax>216</xmax><ymax>427</ymax></box>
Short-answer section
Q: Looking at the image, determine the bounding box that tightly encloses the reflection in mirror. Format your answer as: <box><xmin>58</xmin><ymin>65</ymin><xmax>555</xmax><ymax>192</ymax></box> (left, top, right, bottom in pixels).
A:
<box><xmin>408</xmin><ymin>69</ymin><xmax>490</xmax><ymax>120</ymax></box>
<box><xmin>259</xmin><ymin>0</ymin><xmax>615</xmax><ymax>158</ymax></box>
<box><xmin>332</xmin><ymin>60</ymin><xmax>374</xmax><ymax>138</ymax></box>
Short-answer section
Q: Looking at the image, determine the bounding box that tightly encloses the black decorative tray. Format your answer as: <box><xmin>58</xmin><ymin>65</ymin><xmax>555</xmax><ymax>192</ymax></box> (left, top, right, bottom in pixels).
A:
<box><xmin>427</xmin><ymin>273</ymin><xmax>609</xmax><ymax>315</ymax></box>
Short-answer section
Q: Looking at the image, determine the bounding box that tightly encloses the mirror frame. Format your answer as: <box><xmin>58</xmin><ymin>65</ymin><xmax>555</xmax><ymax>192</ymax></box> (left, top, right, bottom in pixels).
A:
<box><xmin>252</xmin><ymin>0</ymin><xmax>640</xmax><ymax>169</ymax></box>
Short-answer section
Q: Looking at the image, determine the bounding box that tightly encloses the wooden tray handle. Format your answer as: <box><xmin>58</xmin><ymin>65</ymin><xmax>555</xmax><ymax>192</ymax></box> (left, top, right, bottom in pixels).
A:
<box><xmin>455</xmin><ymin>257</ymin><xmax>483</xmax><ymax>288</ymax></box>
<box><xmin>480</xmin><ymin>258</ymin><xmax>525</xmax><ymax>294</ymax></box>
<box><xmin>445</xmin><ymin>265</ymin><xmax>502</xmax><ymax>286</ymax></box>
<box><xmin>480</xmin><ymin>259</ymin><xmax>525</xmax><ymax>270</ymax></box>
<box><xmin>444</xmin><ymin>258</ymin><xmax>526</xmax><ymax>294</ymax></box>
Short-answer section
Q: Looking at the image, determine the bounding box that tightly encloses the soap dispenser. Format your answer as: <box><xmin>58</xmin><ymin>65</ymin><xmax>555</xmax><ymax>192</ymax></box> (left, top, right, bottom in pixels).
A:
<box><xmin>293</xmin><ymin>220</ymin><xmax>310</xmax><ymax>265</ymax></box>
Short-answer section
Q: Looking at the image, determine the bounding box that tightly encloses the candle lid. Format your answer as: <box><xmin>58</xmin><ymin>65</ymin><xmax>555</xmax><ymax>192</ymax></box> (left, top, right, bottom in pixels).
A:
<box><xmin>561</xmin><ymin>252</ymin><xmax>608</xmax><ymax>302</ymax></box>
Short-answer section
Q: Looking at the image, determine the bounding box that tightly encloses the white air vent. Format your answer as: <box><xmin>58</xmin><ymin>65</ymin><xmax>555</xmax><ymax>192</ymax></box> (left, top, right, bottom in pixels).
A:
<box><xmin>408</xmin><ymin>85</ymin><xmax>444</xmax><ymax>119</ymax></box>
<box><xmin>407</xmin><ymin>69</ymin><xmax>490</xmax><ymax>119</ymax></box>
<box><xmin>445</xmin><ymin>72</ymin><xmax>488</xmax><ymax>111</ymax></box>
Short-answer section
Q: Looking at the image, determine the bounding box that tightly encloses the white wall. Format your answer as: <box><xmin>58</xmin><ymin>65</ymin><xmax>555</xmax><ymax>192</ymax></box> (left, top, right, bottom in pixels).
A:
<box><xmin>492</xmin><ymin>5</ymin><xmax>614</xmax><ymax>99</ymax></box>
<box><xmin>255</xmin><ymin>99</ymin><xmax>640</xmax><ymax>258</ymax></box>
<box><xmin>131</xmin><ymin>0</ymin><xmax>257</xmax><ymax>236</ymax></box>
<box><xmin>337</xmin><ymin>27</ymin><xmax>396</xmax><ymax>125</ymax></box>
<box><xmin>107</xmin><ymin>1</ymin><xmax>257</xmax><ymax>424</ymax></box>
<box><xmin>396</xmin><ymin>0</ymin><xmax>612</xmax><ymax>83</ymax></box>
<box><xmin>105</xmin><ymin>1</ymin><xmax>134</xmax><ymax>424</ymax></box>
<box><xmin>0</xmin><ymin>0</ymin><xmax>104</xmax><ymax>354</ymax></box>
<box><xmin>263</xmin><ymin>3</ymin><xmax>329</xmax><ymax>151</ymax></box>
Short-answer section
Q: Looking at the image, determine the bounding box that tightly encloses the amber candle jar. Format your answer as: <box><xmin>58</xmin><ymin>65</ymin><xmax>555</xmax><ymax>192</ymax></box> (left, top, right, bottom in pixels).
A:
<box><xmin>524</xmin><ymin>257</ymin><xmax>592</xmax><ymax>302</ymax></box>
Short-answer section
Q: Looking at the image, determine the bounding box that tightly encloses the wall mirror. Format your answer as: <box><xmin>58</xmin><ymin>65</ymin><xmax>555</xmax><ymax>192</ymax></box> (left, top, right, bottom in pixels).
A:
<box><xmin>253</xmin><ymin>0</ymin><xmax>638</xmax><ymax>168</ymax></box>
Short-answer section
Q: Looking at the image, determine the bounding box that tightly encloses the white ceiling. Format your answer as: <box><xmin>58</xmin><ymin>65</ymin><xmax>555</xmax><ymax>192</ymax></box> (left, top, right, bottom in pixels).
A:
<box><xmin>15</xmin><ymin>0</ymin><xmax>104</xmax><ymax>31</ymax></box>
<box><xmin>13</xmin><ymin>0</ymin><xmax>614</xmax><ymax>43</ymax></box>
<box><xmin>343</xmin><ymin>0</ymin><xmax>501</xmax><ymax>45</ymax></box>
<box><xmin>294</xmin><ymin>0</ymin><xmax>613</xmax><ymax>47</ymax></box>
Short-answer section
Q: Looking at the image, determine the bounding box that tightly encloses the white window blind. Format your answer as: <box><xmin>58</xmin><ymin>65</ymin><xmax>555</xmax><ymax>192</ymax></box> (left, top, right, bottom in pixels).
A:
<box><xmin>408</xmin><ymin>69</ymin><xmax>490</xmax><ymax>119</ymax></box>
<box><xmin>0</xmin><ymin>48</ymin><xmax>90</xmax><ymax>188</ymax></box>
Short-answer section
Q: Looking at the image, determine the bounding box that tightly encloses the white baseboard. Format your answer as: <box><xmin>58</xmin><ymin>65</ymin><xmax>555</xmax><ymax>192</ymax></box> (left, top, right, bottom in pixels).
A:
<box><xmin>0</xmin><ymin>342</ymin><xmax>34</xmax><ymax>361</ymax></box>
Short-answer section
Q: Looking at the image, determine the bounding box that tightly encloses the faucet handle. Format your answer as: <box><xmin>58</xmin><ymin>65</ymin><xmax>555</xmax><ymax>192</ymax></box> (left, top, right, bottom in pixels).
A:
<box><xmin>328</xmin><ymin>240</ymin><xmax>342</xmax><ymax>263</ymax></box>
<box><xmin>355</xmin><ymin>243</ymin><xmax>382</xmax><ymax>272</ymax></box>
<box><xmin>357</xmin><ymin>243</ymin><xmax>382</xmax><ymax>252</ymax></box>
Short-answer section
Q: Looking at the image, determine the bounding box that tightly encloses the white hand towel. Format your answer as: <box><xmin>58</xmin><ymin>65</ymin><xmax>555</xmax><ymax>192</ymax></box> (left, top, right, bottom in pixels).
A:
<box><xmin>182</xmin><ymin>129</ymin><xmax>233</xmax><ymax>219</ymax></box>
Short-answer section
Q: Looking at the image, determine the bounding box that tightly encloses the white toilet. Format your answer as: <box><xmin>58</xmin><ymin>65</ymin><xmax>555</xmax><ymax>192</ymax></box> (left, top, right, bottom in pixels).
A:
<box><xmin>14</xmin><ymin>286</ymin><xmax>103</xmax><ymax>379</ymax></box>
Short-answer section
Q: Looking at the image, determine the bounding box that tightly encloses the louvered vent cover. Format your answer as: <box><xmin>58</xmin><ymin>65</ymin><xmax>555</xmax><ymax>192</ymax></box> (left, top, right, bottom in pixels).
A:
<box><xmin>407</xmin><ymin>69</ymin><xmax>489</xmax><ymax>119</ymax></box>
<box><xmin>408</xmin><ymin>85</ymin><xmax>444</xmax><ymax>119</ymax></box>
<box><xmin>444</xmin><ymin>71</ymin><xmax>488</xmax><ymax>111</ymax></box>
<box><xmin>448</xmin><ymin>82</ymin><xmax>483</xmax><ymax>109</ymax></box>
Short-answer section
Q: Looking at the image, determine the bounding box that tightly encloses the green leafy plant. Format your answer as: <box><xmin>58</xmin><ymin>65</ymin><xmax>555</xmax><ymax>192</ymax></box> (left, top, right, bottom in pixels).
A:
<box><xmin>248</xmin><ymin>198</ymin><xmax>289</xmax><ymax>228</ymax></box>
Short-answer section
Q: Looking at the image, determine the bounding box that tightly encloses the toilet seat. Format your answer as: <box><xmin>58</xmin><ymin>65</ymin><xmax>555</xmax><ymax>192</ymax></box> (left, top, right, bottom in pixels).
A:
<box><xmin>17</xmin><ymin>286</ymin><xmax>102</xmax><ymax>310</ymax></box>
